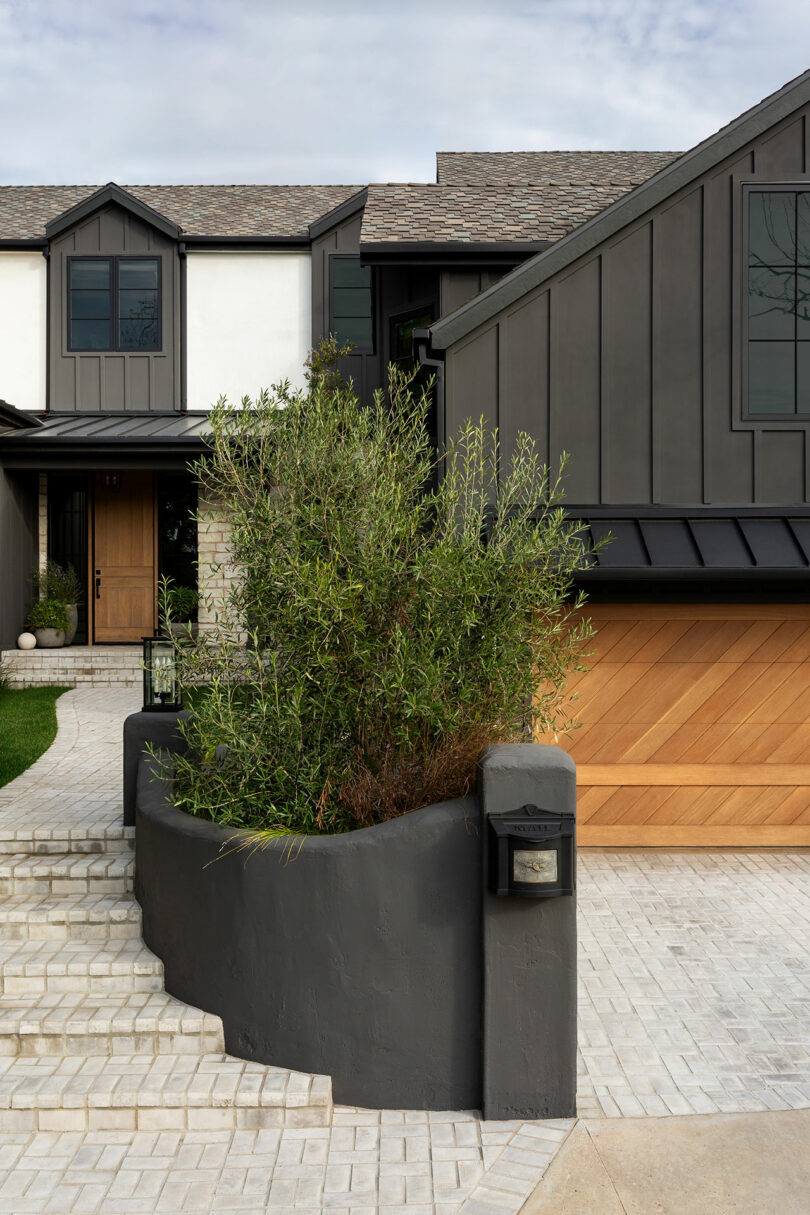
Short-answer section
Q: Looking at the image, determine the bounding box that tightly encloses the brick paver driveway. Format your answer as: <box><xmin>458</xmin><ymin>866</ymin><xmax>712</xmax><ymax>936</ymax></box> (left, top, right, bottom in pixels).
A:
<box><xmin>577</xmin><ymin>849</ymin><xmax>810</xmax><ymax>1118</ymax></box>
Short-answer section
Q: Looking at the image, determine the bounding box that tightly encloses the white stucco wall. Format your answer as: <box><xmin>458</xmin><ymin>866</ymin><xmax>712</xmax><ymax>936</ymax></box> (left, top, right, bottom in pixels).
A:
<box><xmin>185</xmin><ymin>251</ymin><xmax>312</xmax><ymax>410</ymax></box>
<box><xmin>0</xmin><ymin>252</ymin><xmax>47</xmax><ymax>412</ymax></box>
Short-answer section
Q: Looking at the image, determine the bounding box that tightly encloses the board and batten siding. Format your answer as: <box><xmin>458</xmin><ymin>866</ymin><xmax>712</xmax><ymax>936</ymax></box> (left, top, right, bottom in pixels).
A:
<box><xmin>0</xmin><ymin>253</ymin><xmax>46</xmax><ymax>412</ymax></box>
<box><xmin>49</xmin><ymin>204</ymin><xmax>181</xmax><ymax>413</ymax></box>
<box><xmin>444</xmin><ymin>103</ymin><xmax>810</xmax><ymax>506</ymax></box>
<box><xmin>185</xmin><ymin>252</ymin><xmax>312</xmax><ymax>410</ymax></box>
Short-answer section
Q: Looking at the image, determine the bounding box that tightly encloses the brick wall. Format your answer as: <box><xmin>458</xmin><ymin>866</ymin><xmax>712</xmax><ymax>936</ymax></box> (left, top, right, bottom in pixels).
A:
<box><xmin>196</xmin><ymin>494</ymin><xmax>239</xmax><ymax>633</ymax></box>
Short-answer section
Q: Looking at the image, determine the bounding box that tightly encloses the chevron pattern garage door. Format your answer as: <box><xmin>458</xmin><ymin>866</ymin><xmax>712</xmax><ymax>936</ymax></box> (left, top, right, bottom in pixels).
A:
<box><xmin>548</xmin><ymin>603</ymin><xmax>810</xmax><ymax>846</ymax></box>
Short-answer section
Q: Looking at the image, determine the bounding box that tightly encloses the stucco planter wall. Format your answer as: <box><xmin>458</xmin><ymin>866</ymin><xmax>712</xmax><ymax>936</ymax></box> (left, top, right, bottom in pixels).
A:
<box><xmin>135</xmin><ymin>762</ymin><xmax>482</xmax><ymax>1110</ymax></box>
<box><xmin>129</xmin><ymin>714</ymin><xmax>577</xmax><ymax>1117</ymax></box>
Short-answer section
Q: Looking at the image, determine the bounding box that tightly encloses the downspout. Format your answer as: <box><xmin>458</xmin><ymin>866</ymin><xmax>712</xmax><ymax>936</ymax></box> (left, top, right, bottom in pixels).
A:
<box><xmin>414</xmin><ymin>328</ymin><xmax>446</xmax><ymax>483</ymax></box>
<box><xmin>178</xmin><ymin>240</ymin><xmax>187</xmax><ymax>413</ymax></box>
<box><xmin>42</xmin><ymin>245</ymin><xmax>50</xmax><ymax>413</ymax></box>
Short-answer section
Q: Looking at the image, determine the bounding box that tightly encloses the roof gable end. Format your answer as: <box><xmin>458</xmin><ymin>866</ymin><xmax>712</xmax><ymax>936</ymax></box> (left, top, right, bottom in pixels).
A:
<box><xmin>45</xmin><ymin>182</ymin><xmax>180</xmax><ymax>241</ymax></box>
<box><xmin>429</xmin><ymin>68</ymin><xmax>810</xmax><ymax>349</ymax></box>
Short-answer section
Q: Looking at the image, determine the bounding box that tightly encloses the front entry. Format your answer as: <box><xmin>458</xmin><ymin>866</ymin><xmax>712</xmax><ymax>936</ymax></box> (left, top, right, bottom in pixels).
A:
<box><xmin>93</xmin><ymin>471</ymin><xmax>156</xmax><ymax>642</ymax></box>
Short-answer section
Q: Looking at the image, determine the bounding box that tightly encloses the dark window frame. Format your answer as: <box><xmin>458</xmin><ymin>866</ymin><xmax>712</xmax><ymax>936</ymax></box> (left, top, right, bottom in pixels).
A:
<box><xmin>328</xmin><ymin>255</ymin><xmax>375</xmax><ymax>354</ymax></box>
<box><xmin>742</xmin><ymin>183</ymin><xmax>810</xmax><ymax>421</ymax></box>
<box><xmin>67</xmin><ymin>254</ymin><xmax>162</xmax><ymax>353</ymax></box>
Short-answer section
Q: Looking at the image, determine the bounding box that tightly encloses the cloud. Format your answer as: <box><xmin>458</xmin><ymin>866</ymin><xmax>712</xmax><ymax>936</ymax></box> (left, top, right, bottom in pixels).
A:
<box><xmin>0</xmin><ymin>0</ymin><xmax>806</xmax><ymax>184</ymax></box>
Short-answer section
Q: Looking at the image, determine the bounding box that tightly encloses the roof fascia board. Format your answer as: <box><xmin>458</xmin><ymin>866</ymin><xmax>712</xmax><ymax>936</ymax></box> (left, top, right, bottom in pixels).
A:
<box><xmin>308</xmin><ymin>188</ymin><xmax>368</xmax><ymax>239</ymax></box>
<box><xmin>0</xmin><ymin>238</ymin><xmax>48</xmax><ymax>250</ymax></box>
<box><xmin>183</xmin><ymin>235</ymin><xmax>311</xmax><ymax>250</ymax></box>
<box><xmin>360</xmin><ymin>240</ymin><xmax>548</xmax><ymax>264</ymax></box>
<box><xmin>429</xmin><ymin>69</ymin><xmax>810</xmax><ymax>349</ymax></box>
<box><xmin>0</xmin><ymin>400</ymin><xmax>42</xmax><ymax>429</ymax></box>
<box><xmin>45</xmin><ymin>183</ymin><xmax>181</xmax><ymax>241</ymax></box>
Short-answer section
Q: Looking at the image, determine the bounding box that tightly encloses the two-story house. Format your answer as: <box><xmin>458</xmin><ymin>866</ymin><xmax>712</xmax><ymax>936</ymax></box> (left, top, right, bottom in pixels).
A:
<box><xmin>0</xmin><ymin>155</ymin><xmax>672</xmax><ymax>649</ymax></box>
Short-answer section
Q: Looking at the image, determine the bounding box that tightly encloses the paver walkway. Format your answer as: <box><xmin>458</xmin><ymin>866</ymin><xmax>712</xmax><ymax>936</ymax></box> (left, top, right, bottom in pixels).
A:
<box><xmin>0</xmin><ymin>688</ymin><xmax>573</xmax><ymax>1213</ymax></box>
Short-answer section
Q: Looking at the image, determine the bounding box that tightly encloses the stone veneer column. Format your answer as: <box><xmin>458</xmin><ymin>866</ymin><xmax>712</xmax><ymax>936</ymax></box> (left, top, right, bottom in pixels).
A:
<box><xmin>38</xmin><ymin>473</ymin><xmax>48</xmax><ymax>581</ymax></box>
<box><xmin>196</xmin><ymin>493</ymin><xmax>238</xmax><ymax>633</ymax></box>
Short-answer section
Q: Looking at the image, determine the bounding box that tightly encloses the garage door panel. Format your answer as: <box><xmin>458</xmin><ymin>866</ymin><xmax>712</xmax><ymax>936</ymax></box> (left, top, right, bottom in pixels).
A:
<box><xmin>571</xmin><ymin>604</ymin><xmax>810</xmax><ymax>845</ymax></box>
<box><xmin>622</xmin><ymin>621</ymin><xmax>695</xmax><ymax>662</ymax></box>
<box><xmin>587</xmin><ymin>620</ymin><xmax>643</xmax><ymax>661</ymax></box>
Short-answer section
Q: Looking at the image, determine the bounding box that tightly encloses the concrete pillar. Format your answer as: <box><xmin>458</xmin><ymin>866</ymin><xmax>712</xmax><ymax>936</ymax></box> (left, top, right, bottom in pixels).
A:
<box><xmin>478</xmin><ymin>743</ymin><xmax>577</xmax><ymax>1120</ymax></box>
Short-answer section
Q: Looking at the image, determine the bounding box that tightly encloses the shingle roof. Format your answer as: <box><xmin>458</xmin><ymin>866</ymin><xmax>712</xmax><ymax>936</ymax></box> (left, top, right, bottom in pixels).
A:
<box><xmin>360</xmin><ymin>177</ymin><xmax>674</xmax><ymax>246</ymax></box>
<box><xmin>436</xmin><ymin>151</ymin><xmax>681</xmax><ymax>187</ymax></box>
<box><xmin>0</xmin><ymin>184</ymin><xmax>361</xmax><ymax>240</ymax></box>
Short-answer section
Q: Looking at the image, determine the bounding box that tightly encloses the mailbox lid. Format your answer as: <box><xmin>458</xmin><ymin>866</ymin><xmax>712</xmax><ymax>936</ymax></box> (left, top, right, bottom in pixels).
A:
<box><xmin>488</xmin><ymin>805</ymin><xmax>574</xmax><ymax>842</ymax></box>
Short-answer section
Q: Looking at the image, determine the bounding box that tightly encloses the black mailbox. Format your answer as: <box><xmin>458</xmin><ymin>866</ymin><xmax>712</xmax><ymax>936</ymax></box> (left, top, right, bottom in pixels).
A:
<box><xmin>487</xmin><ymin>805</ymin><xmax>575</xmax><ymax>897</ymax></box>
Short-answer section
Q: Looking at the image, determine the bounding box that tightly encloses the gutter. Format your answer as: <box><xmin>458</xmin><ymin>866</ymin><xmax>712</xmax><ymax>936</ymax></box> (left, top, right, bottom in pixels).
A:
<box><xmin>414</xmin><ymin>328</ymin><xmax>446</xmax><ymax>473</ymax></box>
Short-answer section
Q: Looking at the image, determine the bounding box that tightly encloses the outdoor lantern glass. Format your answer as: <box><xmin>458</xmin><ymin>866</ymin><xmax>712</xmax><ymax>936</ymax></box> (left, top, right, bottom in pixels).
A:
<box><xmin>142</xmin><ymin>636</ymin><xmax>182</xmax><ymax>712</ymax></box>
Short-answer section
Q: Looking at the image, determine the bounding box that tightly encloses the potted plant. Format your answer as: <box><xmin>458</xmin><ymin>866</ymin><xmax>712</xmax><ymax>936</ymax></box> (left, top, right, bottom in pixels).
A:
<box><xmin>159</xmin><ymin>579</ymin><xmax>199</xmax><ymax>641</ymax></box>
<box><xmin>26</xmin><ymin>598</ymin><xmax>70</xmax><ymax>648</ymax></box>
<box><xmin>33</xmin><ymin>561</ymin><xmax>82</xmax><ymax>645</ymax></box>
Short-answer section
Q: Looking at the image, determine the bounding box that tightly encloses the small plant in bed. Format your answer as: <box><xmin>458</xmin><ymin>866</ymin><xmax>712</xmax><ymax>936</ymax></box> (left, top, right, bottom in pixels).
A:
<box><xmin>171</xmin><ymin>340</ymin><xmax>594</xmax><ymax>836</ymax></box>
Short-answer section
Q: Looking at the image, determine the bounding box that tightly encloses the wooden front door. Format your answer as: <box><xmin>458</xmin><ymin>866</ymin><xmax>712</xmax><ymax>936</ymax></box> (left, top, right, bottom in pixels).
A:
<box><xmin>93</xmin><ymin>472</ymin><xmax>156</xmax><ymax>642</ymax></box>
<box><xmin>546</xmin><ymin>603</ymin><xmax>810</xmax><ymax>847</ymax></box>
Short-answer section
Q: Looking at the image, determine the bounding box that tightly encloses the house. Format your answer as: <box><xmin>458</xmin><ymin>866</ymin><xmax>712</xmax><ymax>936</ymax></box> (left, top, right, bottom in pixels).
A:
<box><xmin>0</xmin><ymin>154</ymin><xmax>672</xmax><ymax>652</ymax></box>
<box><xmin>422</xmin><ymin>69</ymin><xmax>810</xmax><ymax>849</ymax></box>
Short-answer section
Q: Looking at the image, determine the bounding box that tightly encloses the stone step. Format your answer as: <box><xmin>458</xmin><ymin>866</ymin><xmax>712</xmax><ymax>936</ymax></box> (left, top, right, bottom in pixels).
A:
<box><xmin>0</xmin><ymin>1052</ymin><xmax>332</xmax><ymax>1133</ymax></box>
<box><xmin>0</xmin><ymin>826</ymin><xmax>134</xmax><ymax>856</ymax></box>
<box><xmin>0</xmin><ymin>893</ymin><xmax>142</xmax><ymax>942</ymax></box>
<box><xmin>0</xmin><ymin>939</ymin><xmax>164</xmax><ymax>996</ymax></box>
<box><xmin>0</xmin><ymin>992</ymin><xmax>224</xmax><ymax>1057</ymax></box>
<box><xmin>0</xmin><ymin>853</ymin><xmax>133</xmax><ymax>897</ymax></box>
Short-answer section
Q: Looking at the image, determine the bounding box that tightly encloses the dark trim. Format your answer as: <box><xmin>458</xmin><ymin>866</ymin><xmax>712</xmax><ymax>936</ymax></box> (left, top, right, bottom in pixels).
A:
<box><xmin>0</xmin><ymin>450</ymin><xmax>203</xmax><ymax>472</ymax></box>
<box><xmin>178</xmin><ymin>242</ymin><xmax>188</xmax><ymax>412</ymax></box>
<box><xmin>181</xmin><ymin>235</ymin><xmax>312</xmax><ymax>249</ymax></box>
<box><xmin>577</xmin><ymin>566</ymin><xmax>810</xmax><ymax>580</ymax></box>
<box><xmin>429</xmin><ymin>69</ymin><xmax>810</xmax><ymax>348</ymax></box>
<box><xmin>564</xmin><ymin>504</ymin><xmax>810</xmax><ymax>517</ymax></box>
<box><xmin>44</xmin><ymin>246</ymin><xmax>51</xmax><ymax>413</ymax></box>
<box><xmin>360</xmin><ymin>241</ymin><xmax>548</xmax><ymax>265</ymax></box>
<box><xmin>308</xmin><ymin>189</ymin><xmax>368</xmax><ymax>240</ymax></box>
<box><xmin>0</xmin><ymin>238</ymin><xmax>48</xmax><ymax>249</ymax></box>
<box><xmin>0</xmin><ymin>400</ymin><xmax>42</xmax><ymax>429</ymax></box>
<box><xmin>45</xmin><ymin>183</ymin><xmax>180</xmax><ymax>241</ymax></box>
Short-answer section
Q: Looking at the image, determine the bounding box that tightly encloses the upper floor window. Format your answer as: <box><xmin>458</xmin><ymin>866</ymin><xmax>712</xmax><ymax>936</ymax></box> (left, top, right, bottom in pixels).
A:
<box><xmin>68</xmin><ymin>256</ymin><xmax>161</xmax><ymax>352</ymax></box>
<box><xmin>747</xmin><ymin>190</ymin><xmax>810</xmax><ymax>416</ymax></box>
<box><xmin>330</xmin><ymin>256</ymin><xmax>373</xmax><ymax>352</ymax></box>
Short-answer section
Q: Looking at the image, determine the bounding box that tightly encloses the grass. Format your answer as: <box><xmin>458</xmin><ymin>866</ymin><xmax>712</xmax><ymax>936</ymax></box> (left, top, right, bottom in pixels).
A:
<box><xmin>0</xmin><ymin>687</ymin><xmax>69</xmax><ymax>788</ymax></box>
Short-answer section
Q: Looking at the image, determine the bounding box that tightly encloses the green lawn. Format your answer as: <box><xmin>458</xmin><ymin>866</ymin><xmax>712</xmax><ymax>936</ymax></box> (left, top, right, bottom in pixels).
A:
<box><xmin>0</xmin><ymin>687</ymin><xmax>69</xmax><ymax>788</ymax></box>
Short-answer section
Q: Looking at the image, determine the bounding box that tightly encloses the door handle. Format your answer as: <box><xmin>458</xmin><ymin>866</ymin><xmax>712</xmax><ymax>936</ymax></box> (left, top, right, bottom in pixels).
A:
<box><xmin>95</xmin><ymin>576</ymin><xmax>101</xmax><ymax>599</ymax></box>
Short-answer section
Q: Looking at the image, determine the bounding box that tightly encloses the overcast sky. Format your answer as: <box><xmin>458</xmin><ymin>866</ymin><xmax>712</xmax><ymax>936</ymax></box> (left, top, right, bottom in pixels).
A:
<box><xmin>0</xmin><ymin>0</ymin><xmax>808</xmax><ymax>185</ymax></box>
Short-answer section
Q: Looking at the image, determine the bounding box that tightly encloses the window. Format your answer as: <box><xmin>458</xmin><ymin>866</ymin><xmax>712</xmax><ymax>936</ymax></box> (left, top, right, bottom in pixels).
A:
<box><xmin>330</xmin><ymin>257</ymin><xmax>373</xmax><ymax>352</ymax></box>
<box><xmin>747</xmin><ymin>190</ymin><xmax>810</xmax><ymax>416</ymax></box>
<box><xmin>68</xmin><ymin>256</ymin><xmax>161</xmax><ymax>352</ymax></box>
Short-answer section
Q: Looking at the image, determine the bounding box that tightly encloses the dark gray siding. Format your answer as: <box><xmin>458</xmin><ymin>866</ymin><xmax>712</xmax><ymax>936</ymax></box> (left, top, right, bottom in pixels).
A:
<box><xmin>49</xmin><ymin>204</ymin><xmax>181</xmax><ymax>412</ymax></box>
<box><xmin>440</xmin><ymin>268</ymin><xmax>515</xmax><ymax>317</ymax></box>
<box><xmin>0</xmin><ymin>468</ymin><xmax>36</xmax><ymax>649</ymax></box>
<box><xmin>444</xmin><ymin>103</ymin><xmax>810</xmax><ymax>506</ymax></box>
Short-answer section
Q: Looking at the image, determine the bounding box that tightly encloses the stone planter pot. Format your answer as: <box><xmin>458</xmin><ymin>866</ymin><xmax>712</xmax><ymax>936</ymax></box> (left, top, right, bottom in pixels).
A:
<box><xmin>33</xmin><ymin>627</ymin><xmax>65</xmax><ymax>648</ymax></box>
<box><xmin>64</xmin><ymin>604</ymin><xmax>78</xmax><ymax>646</ymax></box>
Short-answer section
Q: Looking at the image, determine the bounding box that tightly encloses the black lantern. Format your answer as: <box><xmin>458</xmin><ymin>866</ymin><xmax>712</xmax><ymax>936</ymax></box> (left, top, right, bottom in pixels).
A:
<box><xmin>142</xmin><ymin>636</ymin><xmax>182</xmax><ymax>712</ymax></box>
<box><xmin>487</xmin><ymin>805</ymin><xmax>575</xmax><ymax>898</ymax></box>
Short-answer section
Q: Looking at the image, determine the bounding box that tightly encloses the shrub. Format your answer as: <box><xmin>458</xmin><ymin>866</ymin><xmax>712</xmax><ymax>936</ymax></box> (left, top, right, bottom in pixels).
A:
<box><xmin>27</xmin><ymin>599</ymin><xmax>70</xmax><ymax>632</ymax></box>
<box><xmin>32</xmin><ymin>560</ymin><xmax>81</xmax><ymax>604</ymax></box>
<box><xmin>171</xmin><ymin>343</ymin><xmax>593</xmax><ymax>835</ymax></box>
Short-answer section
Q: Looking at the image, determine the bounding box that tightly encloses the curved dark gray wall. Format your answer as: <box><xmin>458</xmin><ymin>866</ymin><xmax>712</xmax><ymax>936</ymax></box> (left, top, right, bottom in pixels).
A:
<box><xmin>136</xmin><ymin>765</ymin><xmax>482</xmax><ymax>1110</ymax></box>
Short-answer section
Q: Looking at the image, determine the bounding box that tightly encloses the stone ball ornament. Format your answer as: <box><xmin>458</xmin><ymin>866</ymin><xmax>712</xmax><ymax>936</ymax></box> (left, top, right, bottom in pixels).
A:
<box><xmin>17</xmin><ymin>632</ymin><xmax>36</xmax><ymax>650</ymax></box>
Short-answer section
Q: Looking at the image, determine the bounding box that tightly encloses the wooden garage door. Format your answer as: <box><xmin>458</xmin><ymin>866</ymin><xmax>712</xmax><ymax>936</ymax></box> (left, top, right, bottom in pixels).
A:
<box><xmin>548</xmin><ymin>603</ymin><xmax>810</xmax><ymax>847</ymax></box>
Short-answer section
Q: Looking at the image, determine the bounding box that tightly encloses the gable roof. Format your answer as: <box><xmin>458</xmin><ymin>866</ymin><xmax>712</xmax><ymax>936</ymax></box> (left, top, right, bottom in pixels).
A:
<box><xmin>45</xmin><ymin>183</ymin><xmax>180</xmax><ymax>240</ymax></box>
<box><xmin>0</xmin><ymin>183</ymin><xmax>362</xmax><ymax>241</ymax></box>
<box><xmin>436</xmin><ymin>151</ymin><xmax>679</xmax><ymax>187</ymax></box>
<box><xmin>428</xmin><ymin>68</ymin><xmax>810</xmax><ymax>349</ymax></box>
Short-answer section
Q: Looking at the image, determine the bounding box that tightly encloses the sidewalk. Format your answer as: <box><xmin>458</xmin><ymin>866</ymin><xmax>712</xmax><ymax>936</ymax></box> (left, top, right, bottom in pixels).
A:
<box><xmin>523</xmin><ymin>1108</ymin><xmax>810</xmax><ymax>1215</ymax></box>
